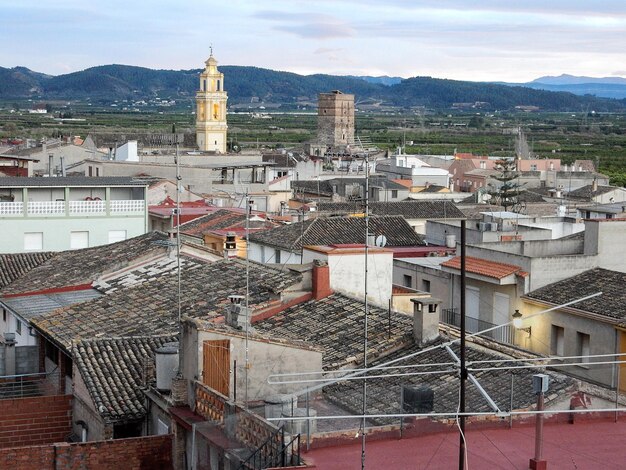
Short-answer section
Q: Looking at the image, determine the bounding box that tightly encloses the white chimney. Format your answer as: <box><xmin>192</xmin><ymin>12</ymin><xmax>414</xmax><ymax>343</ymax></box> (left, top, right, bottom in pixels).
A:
<box><xmin>411</xmin><ymin>297</ymin><xmax>442</xmax><ymax>346</ymax></box>
<box><xmin>224</xmin><ymin>295</ymin><xmax>250</xmax><ymax>329</ymax></box>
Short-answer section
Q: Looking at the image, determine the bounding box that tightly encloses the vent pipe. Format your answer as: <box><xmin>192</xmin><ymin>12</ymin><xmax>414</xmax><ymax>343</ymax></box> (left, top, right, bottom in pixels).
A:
<box><xmin>60</xmin><ymin>156</ymin><xmax>66</xmax><ymax>177</ymax></box>
<box><xmin>48</xmin><ymin>154</ymin><xmax>54</xmax><ymax>177</ymax></box>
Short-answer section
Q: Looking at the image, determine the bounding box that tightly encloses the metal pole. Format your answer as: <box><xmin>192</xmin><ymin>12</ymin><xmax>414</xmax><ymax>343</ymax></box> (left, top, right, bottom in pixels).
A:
<box><xmin>459</xmin><ymin>219</ymin><xmax>466</xmax><ymax>470</ymax></box>
<box><xmin>175</xmin><ymin>142</ymin><xmax>183</xmax><ymax>374</ymax></box>
<box><xmin>306</xmin><ymin>390</ymin><xmax>311</xmax><ymax>451</ymax></box>
<box><xmin>534</xmin><ymin>392</ymin><xmax>545</xmax><ymax>462</ymax></box>
<box><xmin>510</xmin><ymin>373</ymin><xmax>514</xmax><ymax>429</ymax></box>
<box><xmin>361</xmin><ymin>154</ymin><xmax>369</xmax><ymax>470</ymax></box>
<box><xmin>245</xmin><ymin>191</ymin><xmax>250</xmax><ymax>406</ymax></box>
<box><xmin>616</xmin><ymin>361</ymin><xmax>621</xmax><ymax>423</ymax></box>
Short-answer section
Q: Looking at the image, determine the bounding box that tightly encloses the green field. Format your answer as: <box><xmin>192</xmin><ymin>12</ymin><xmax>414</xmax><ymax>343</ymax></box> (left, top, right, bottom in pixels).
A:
<box><xmin>1</xmin><ymin>106</ymin><xmax>625</xmax><ymax>185</ymax></box>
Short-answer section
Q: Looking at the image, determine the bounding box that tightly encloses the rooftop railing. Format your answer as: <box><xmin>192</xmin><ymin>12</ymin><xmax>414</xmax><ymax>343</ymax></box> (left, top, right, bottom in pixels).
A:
<box><xmin>0</xmin><ymin>200</ymin><xmax>145</xmax><ymax>217</ymax></box>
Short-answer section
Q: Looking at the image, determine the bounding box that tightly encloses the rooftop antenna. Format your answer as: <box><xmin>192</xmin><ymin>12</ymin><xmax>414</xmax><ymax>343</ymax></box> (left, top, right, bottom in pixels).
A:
<box><xmin>361</xmin><ymin>151</ymin><xmax>370</xmax><ymax>469</ymax></box>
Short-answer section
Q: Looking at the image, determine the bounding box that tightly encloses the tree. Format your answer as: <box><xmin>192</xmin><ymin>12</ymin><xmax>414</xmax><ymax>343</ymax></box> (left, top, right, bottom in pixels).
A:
<box><xmin>487</xmin><ymin>157</ymin><xmax>524</xmax><ymax>211</ymax></box>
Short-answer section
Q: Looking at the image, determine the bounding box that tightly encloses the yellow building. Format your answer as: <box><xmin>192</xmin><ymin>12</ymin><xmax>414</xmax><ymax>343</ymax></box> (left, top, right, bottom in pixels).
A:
<box><xmin>196</xmin><ymin>52</ymin><xmax>228</xmax><ymax>153</ymax></box>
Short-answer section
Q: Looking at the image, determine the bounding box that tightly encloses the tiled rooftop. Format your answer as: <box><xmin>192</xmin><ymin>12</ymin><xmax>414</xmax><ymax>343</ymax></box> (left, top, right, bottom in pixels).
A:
<box><xmin>33</xmin><ymin>257</ymin><xmax>302</xmax><ymax>351</ymax></box>
<box><xmin>441</xmin><ymin>256</ymin><xmax>525</xmax><ymax>280</ymax></box>
<box><xmin>179</xmin><ymin>209</ymin><xmax>277</xmax><ymax>237</ymax></box>
<box><xmin>0</xmin><ymin>232</ymin><xmax>170</xmax><ymax>296</ymax></box>
<box><xmin>524</xmin><ymin>268</ymin><xmax>624</xmax><ymax>321</ymax></box>
<box><xmin>316</xmin><ymin>200</ymin><xmax>465</xmax><ymax>219</ymax></box>
<box><xmin>324</xmin><ymin>339</ymin><xmax>574</xmax><ymax>425</ymax></box>
<box><xmin>567</xmin><ymin>184</ymin><xmax>618</xmax><ymax>200</ymax></box>
<box><xmin>255</xmin><ymin>293</ymin><xmax>415</xmax><ymax>370</ymax></box>
<box><xmin>73</xmin><ymin>335</ymin><xmax>177</xmax><ymax>423</ymax></box>
<box><xmin>0</xmin><ymin>252</ymin><xmax>55</xmax><ymax>289</ymax></box>
<box><xmin>248</xmin><ymin>216</ymin><xmax>425</xmax><ymax>251</ymax></box>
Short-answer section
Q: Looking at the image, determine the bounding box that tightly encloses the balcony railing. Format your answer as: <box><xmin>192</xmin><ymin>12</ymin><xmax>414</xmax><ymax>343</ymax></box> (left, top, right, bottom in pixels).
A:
<box><xmin>110</xmin><ymin>200</ymin><xmax>145</xmax><ymax>213</ymax></box>
<box><xmin>28</xmin><ymin>201</ymin><xmax>65</xmax><ymax>215</ymax></box>
<box><xmin>69</xmin><ymin>200</ymin><xmax>106</xmax><ymax>214</ymax></box>
<box><xmin>441</xmin><ymin>308</ymin><xmax>514</xmax><ymax>345</ymax></box>
<box><xmin>0</xmin><ymin>200</ymin><xmax>144</xmax><ymax>217</ymax></box>
<box><xmin>0</xmin><ymin>202</ymin><xmax>23</xmax><ymax>215</ymax></box>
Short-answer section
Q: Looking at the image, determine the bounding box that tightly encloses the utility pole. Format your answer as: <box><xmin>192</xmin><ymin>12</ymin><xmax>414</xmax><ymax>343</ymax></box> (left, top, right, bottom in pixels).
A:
<box><xmin>459</xmin><ymin>219</ymin><xmax>467</xmax><ymax>470</ymax></box>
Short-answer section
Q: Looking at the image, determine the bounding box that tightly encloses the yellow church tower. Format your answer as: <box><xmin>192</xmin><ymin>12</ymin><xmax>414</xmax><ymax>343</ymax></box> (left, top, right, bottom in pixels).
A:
<box><xmin>196</xmin><ymin>51</ymin><xmax>228</xmax><ymax>153</ymax></box>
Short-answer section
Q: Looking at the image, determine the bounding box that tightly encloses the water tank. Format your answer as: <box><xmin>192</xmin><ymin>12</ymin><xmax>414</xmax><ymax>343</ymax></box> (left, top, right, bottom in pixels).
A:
<box><xmin>445</xmin><ymin>234</ymin><xmax>456</xmax><ymax>248</ymax></box>
<box><xmin>402</xmin><ymin>385</ymin><xmax>434</xmax><ymax>413</ymax></box>
<box><xmin>155</xmin><ymin>342</ymin><xmax>179</xmax><ymax>392</ymax></box>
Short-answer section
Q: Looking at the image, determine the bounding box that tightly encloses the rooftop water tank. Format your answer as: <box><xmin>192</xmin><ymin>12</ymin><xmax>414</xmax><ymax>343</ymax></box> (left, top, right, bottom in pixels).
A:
<box><xmin>155</xmin><ymin>342</ymin><xmax>179</xmax><ymax>392</ymax></box>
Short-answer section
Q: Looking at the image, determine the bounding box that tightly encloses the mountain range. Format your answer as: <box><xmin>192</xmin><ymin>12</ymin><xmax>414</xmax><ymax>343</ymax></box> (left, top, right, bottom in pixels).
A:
<box><xmin>1</xmin><ymin>65</ymin><xmax>625</xmax><ymax>111</ymax></box>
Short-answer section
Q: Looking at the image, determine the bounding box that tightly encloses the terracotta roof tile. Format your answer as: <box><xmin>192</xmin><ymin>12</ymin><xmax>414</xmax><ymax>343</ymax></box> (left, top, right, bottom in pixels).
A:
<box><xmin>0</xmin><ymin>252</ymin><xmax>55</xmax><ymax>289</ymax></box>
<box><xmin>73</xmin><ymin>335</ymin><xmax>177</xmax><ymax>423</ymax></box>
<box><xmin>441</xmin><ymin>256</ymin><xmax>524</xmax><ymax>279</ymax></box>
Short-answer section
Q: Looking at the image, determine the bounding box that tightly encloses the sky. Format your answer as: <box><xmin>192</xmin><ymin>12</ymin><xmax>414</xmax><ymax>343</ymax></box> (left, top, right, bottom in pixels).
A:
<box><xmin>1</xmin><ymin>0</ymin><xmax>626</xmax><ymax>82</ymax></box>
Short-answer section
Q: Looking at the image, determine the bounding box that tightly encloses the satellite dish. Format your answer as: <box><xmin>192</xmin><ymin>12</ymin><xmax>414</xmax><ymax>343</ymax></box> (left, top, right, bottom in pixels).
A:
<box><xmin>375</xmin><ymin>235</ymin><xmax>387</xmax><ymax>247</ymax></box>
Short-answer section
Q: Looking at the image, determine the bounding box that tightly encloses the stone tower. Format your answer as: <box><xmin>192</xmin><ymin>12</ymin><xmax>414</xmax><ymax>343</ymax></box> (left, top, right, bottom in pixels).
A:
<box><xmin>196</xmin><ymin>52</ymin><xmax>228</xmax><ymax>153</ymax></box>
<box><xmin>317</xmin><ymin>90</ymin><xmax>354</xmax><ymax>149</ymax></box>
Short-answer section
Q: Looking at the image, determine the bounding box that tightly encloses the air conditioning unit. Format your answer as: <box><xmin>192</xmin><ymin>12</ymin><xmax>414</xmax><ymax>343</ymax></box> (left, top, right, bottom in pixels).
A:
<box><xmin>478</xmin><ymin>222</ymin><xmax>489</xmax><ymax>232</ymax></box>
<box><xmin>488</xmin><ymin>222</ymin><xmax>498</xmax><ymax>232</ymax></box>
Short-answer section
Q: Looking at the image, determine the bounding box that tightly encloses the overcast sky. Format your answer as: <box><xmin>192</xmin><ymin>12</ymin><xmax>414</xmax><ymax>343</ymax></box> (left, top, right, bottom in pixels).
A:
<box><xmin>2</xmin><ymin>0</ymin><xmax>625</xmax><ymax>82</ymax></box>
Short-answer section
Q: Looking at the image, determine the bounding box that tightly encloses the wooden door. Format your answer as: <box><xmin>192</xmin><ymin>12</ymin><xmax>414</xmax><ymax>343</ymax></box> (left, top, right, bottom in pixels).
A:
<box><xmin>202</xmin><ymin>340</ymin><xmax>231</xmax><ymax>397</ymax></box>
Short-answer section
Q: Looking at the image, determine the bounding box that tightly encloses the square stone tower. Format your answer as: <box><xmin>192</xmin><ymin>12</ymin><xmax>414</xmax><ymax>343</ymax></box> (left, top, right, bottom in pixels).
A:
<box><xmin>317</xmin><ymin>91</ymin><xmax>354</xmax><ymax>149</ymax></box>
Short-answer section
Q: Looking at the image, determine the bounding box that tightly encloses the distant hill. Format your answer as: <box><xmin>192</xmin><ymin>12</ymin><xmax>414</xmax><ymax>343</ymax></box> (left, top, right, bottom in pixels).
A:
<box><xmin>1</xmin><ymin>65</ymin><xmax>625</xmax><ymax>112</ymax></box>
<box><xmin>530</xmin><ymin>74</ymin><xmax>626</xmax><ymax>85</ymax></box>
<box><xmin>346</xmin><ymin>75</ymin><xmax>403</xmax><ymax>86</ymax></box>
<box><xmin>495</xmin><ymin>74</ymin><xmax>626</xmax><ymax>99</ymax></box>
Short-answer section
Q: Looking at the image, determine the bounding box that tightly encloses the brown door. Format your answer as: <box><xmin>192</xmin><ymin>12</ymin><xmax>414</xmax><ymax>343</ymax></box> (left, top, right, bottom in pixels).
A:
<box><xmin>202</xmin><ymin>340</ymin><xmax>231</xmax><ymax>397</ymax></box>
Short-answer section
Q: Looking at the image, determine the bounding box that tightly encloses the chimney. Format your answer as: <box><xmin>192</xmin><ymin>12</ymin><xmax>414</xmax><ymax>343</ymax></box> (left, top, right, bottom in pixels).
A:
<box><xmin>312</xmin><ymin>260</ymin><xmax>332</xmax><ymax>300</ymax></box>
<box><xmin>3</xmin><ymin>332</ymin><xmax>16</xmax><ymax>376</ymax></box>
<box><xmin>592</xmin><ymin>179</ymin><xmax>598</xmax><ymax>193</ymax></box>
<box><xmin>224</xmin><ymin>295</ymin><xmax>249</xmax><ymax>329</ymax></box>
<box><xmin>223</xmin><ymin>232</ymin><xmax>237</xmax><ymax>258</ymax></box>
<box><xmin>411</xmin><ymin>297</ymin><xmax>442</xmax><ymax>346</ymax></box>
<box><xmin>60</xmin><ymin>156</ymin><xmax>66</xmax><ymax>177</ymax></box>
<box><xmin>48</xmin><ymin>154</ymin><xmax>54</xmax><ymax>177</ymax></box>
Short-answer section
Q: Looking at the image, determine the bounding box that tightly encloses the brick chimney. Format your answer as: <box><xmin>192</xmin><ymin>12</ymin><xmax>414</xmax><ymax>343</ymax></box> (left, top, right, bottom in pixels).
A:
<box><xmin>224</xmin><ymin>295</ymin><xmax>250</xmax><ymax>329</ymax></box>
<box><xmin>411</xmin><ymin>297</ymin><xmax>442</xmax><ymax>346</ymax></box>
<box><xmin>312</xmin><ymin>260</ymin><xmax>332</xmax><ymax>300</ymax></box>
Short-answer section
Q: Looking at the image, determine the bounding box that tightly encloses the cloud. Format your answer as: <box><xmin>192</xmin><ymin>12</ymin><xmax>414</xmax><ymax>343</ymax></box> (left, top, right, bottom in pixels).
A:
<box><xmin>253</xmin><ymin>9</ymin><xmax>355</xmax><ymax>39</ymax></box>
<box><xmin>275</xmin><ymin>23</ymin><xmax>354</xmax><ymax>39</ymax></box>
<box><xmin>314</xmin><ymin>47</ymin><xmax>344</xmax><ymax>55</ymax></box>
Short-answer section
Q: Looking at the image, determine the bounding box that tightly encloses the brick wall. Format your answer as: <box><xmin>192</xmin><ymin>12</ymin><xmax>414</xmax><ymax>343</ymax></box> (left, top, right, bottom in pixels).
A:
<box><xmin>0</xmin><ymin>435</ymin><xmax>172</xmax><ymax>470</ymax></box>
<box><xmin>0</xmin><ymin>395</ymin><xmax>72</xmax><ymax>448</ymax></box>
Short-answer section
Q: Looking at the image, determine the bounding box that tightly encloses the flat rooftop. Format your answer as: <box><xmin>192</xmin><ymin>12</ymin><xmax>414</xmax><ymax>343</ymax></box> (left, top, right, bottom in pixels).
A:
<box><xmin>304</xmin><ymin>419</ymin><xmax>626</xmax><ymax>469</ymax></box>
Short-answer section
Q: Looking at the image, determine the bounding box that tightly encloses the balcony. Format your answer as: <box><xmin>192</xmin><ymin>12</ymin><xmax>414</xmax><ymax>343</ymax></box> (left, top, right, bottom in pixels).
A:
<box><xmin>441</xmin><ymin>308</ymin><xmax>514</xmax><ymax>345</ymax></box>
<box><xmin>0</xmin><ymin>200</ymin><xmax>145</xmax><ymax>217</ymax></box>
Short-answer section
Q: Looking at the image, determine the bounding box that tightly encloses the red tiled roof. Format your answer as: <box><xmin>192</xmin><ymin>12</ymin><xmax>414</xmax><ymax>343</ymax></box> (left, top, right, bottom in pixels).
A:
<box><xmin>391</xmin><ymin>179</ymin><xmax>413</xmax><ymax>188</ymax></box>
<box><xmin>441</xmin><ymin>256</ymin><xmax>523</xmax><ymax>279</ymax></box>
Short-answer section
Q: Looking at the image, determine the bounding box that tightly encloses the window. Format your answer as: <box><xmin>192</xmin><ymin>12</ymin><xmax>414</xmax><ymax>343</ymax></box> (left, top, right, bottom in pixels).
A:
<box><xmin>428</xmin><ymin>303</ymin><xmax>438</xmax><ymax>313</ymax></box>
<box><xmin>70</xmin><ymin>231</ymin><xmax>89</xmax><ymax>249</ymax></box>
<box><xmin>551</xmin><ymin>325</ymin><xmax>565</xmax><ymax>356</ymax></box>
<box><xmin>24</xmin><ymin>232</ymin><xmax>43</xmax><ymax>251</ymax></box>
<box><xmin>96</xmin><ymin>168</ymin><xmax>100</xmax><ymax>176</ymax></box>
<box><xmin>403</xmin><ymin>275</ymin><xmax>412</xmax><ymax>288</ymax></box>
<box><xmin>157</xmin><ymin>418</ymin><xmax>169</xmax><ymax>435</ymax></box>
<box><xmin>88</xmin><ymin>166</ymin><xmax>93</xmax><ymax>176</ymax></box>
<box><xmin>16</xmin><ymin>320</ymin><xmax>21</xmax><ymax>336</ymax></box>
<box><xmin>577</xmin><ymin>332</ymin><xmax>590</xmax><ymax>364</ymax></box>
<box><xmin>108</xmin><ymin>230</ymin><xmax>127</xmax><ymax>243</ymax></box>
<box><xmin>422</xmin><ymin>279</ymin><xmax>431</xmax><ymax>292</ymax></box>
<box><xmin>391</xmin><ymin>190</ymin><xmax>398</xmax><ymax>199</ymax></box>
<box><xmin>45</xmin><ymin>339</ymin><xmax>58</xmax><ymax>365</ymax></box>
<box><xmin>274</xmin><ymin>249</ymin><xmax>281</xmax><ymax>264</ymax></box>
<box><xmin>2</xmin><ymin>309</ymin><xmax>6</xmax><ymax>323</ymax></box>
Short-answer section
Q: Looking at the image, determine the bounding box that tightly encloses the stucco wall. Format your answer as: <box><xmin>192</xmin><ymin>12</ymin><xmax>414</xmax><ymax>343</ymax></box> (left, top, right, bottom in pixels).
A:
<box><xmin>0</xmin><ymin>216</ymin><xmax>146</xmax><ymax>253</ymax></box>
<box><xmin>72</xmin><ymin>368</ymin><xmax>109</xmax><ymax>441</ymax></box>
<box><xmin>519</xmin><ymin>301</ymin><xmax>618</xmax><ymax>388</ymax></box>
<box><xmin>393</xmin><ymin>260</ymin><xmax>452</xmax><ymax>310</ymax></box>
<box><xmin>195</xmin><ymin>329</ymin><xmax>323</xmax><ymax>402</ymax></box>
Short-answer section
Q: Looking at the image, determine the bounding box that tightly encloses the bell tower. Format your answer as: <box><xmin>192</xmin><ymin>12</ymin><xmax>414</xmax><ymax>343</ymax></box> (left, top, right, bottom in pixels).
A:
<box><xmin>196</xmin><ymin>51</ymin><xmax>228</xmax><ymax>153</ymax></box>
